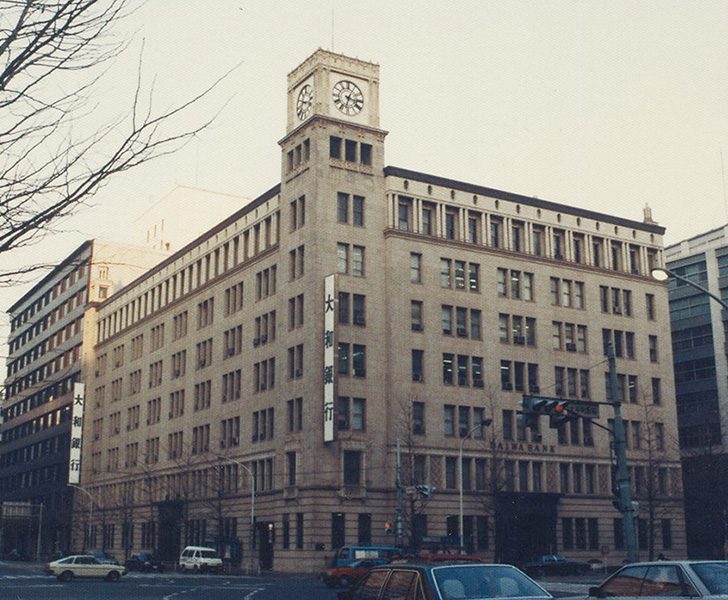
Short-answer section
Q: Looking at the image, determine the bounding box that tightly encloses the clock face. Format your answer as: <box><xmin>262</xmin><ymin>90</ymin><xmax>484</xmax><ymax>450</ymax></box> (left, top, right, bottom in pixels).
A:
<box><xmin>296</xmin><ymin>84</ymin><xmax>314</xmax><ymax>121</ymax></box>
<box><xmin>332</xmin><ymin>80</ymin><xmax>364</xmax><ymax>116</ymax></box>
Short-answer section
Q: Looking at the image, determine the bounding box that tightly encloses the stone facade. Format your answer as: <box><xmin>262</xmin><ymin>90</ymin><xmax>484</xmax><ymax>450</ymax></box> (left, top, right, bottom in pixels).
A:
<box><xmin>73</xmin><ymin>50</ymin><xmax>685</xmax><ymax>572</ymax></box>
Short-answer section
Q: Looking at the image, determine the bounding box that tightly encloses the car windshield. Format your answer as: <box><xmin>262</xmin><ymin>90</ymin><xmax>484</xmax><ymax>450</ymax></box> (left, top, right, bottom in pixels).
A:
<box><xmin>433</xmin><ymin>565</ymin><xmax>550</xmax><ymax>599</ymax></box>
<box><xmin>691</xmin><ymin>562</ymin><xmax>728</xmax><ymax>594</ymax></box>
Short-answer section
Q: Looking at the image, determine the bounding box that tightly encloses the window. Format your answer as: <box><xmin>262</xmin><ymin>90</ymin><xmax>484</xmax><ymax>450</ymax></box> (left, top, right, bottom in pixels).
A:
<box><xmin>287</xmin><ymin>397</ymin><xmax>303</xmax><ymax>432</ymax></box>
<box><xmin>197</xmin><ymin>297</ymin><xmax>214</xmax><ymax>328</ymax></box>
<box><xmin>444</xmin><ymin>405</ymin><xmax>455</xmax><ymax>436</ymax></box>
<box><xmin>445</xmin><ymin>210</ymin><xmax>457</xmax><ymax>240</ymax></box>
<box><xmin>413</xmin><ymin>402</ymin><xmax>425</xmax><ymax>435</ymax></box>
<box><xmin>646</xmin><ymin>293</ymin><xmax>656</xmax><ymax>320</ymax></box>
<box><xmin>329</xmin><ymin>136</ymin><xmax>342</xmax><ymax>158</ymax></box>
<box><xmin>410</xmin><ymin>253</ymin><xmax>422</xmax><ymax>283</ymax></box>
<box><xmin>412</xmin><ymin>349</ymin><xmax>424</xmax><ymax>382</ymax></box>
<box><xmin>337</xmin><ymin>397</ymin><xmax>366</xmax><ymax>431</ymax></box>
<box><xmin>440</xmin><ymin>258</ymin><xmax>452</xmax><ymax>287</ymax></box>
<box><xmin>343</xmin><ymin>451</ymin><xmax>362</xmax><ymax>486</ymax></box>
<box><xmin>411</xmin><ymin>300</ymin><xmax>423</xmax><ymax>331</ymax></box>
<box><xmin>649</xmin><ymin>335</ymin><xmax>659</xmax><ymax>362</ymax></box>
<box><xmin>337</xmin><ymin>243</ymin><xmax>348</xmax><ymax>274</ymax></box>
<box><xmin>337</xmin><ymin>192</ymin><xmax>349</xmax><ymax>223</ymax></box>
<box><xmin>353</xmin><ymin>195</ymin><xmax>364</xmax><ymax>226</ymax></box>
<box><xmin>442</xmin><ymin>353</ymin><xmax>454</xmax><ymax>385</ymax></box>
<box><xmin>352</xmin><ymin>245</ymin><xmax>365</xmax><ymax>276</ymax></box>
<box><xmin>398</xmin><ymin>197</ymin><xmax>412</xmax><ymax>231</ymax></box>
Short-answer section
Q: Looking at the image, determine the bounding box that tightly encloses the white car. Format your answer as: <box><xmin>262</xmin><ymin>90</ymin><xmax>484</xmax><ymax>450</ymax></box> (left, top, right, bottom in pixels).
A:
<box><xmin>178</xmin><ymin>545</ymin><xmax>223</xmax><ymax>573</ymax></box>
<box><xmin>47</xmin><ymin>554</ymin><xmax>127</xmax><ymax>582</ymax></box>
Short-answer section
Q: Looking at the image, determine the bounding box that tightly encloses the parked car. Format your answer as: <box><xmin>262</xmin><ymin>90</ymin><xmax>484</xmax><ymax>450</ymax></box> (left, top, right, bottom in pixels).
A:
<box><xmin>521</xmin><ymin>554</ymin><xmax>591</xmax><ymax>577</ymax></box>
<box><xmin>90</xmin><ymin>550</ymin><xmax>119</xmax><ymax>565</ymax></box>
<box><xmin>338</xmin><ymin>560</ymin><xmax>553</xmax><ymax>600</ymax></box>
<box><xmin>178</xmin><ymin>545</ymin><xmax>223</xmax><ymax>573</ymax></box>
<box><xmin>588</xmin><ymin>560</ymin><xmax>728</xmax><ymax>599</ymax></box>
<box><xmin>333</xmin><ymin>545</ymin><xmax>404</xmax><ymax>567</ymax></box>
<box><xmin>2</xmin><ymin>548</ymin><xmax>31</xmax><ymax>561</ymax></box>
<box><xmin>125</xmin><ymin>552</ymin><xmax>164</xmax><ymax>572</ymax></box>
<box><xmin>46</xmin><ymin>554</ymin><xmax>127</xmax><ymax>582</ymax></box>
<box><xmin>320</xmin><ymin>558</ymin><xmax>390</xmax><ymax>588</ymax></box>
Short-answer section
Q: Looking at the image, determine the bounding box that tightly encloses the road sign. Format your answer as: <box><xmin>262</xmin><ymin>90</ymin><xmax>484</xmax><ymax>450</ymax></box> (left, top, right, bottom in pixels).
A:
<box><xmin>567</xmin><ymin>400</ymin><xmax>600</xmax><ymax>418</ymax></box>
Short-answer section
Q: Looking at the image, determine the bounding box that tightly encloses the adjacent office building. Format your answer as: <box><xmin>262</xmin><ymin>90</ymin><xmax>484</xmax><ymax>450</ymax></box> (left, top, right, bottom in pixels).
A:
<box><xmin>0</xmin><ymin>241</ymin><xmax>168</xmax><ymax>555</ymax></box>
<box><xmin>665</xmin><ymin>226</ymin><xmax>728</xmax><ymax>558</ymax></box>
<box><xmin>74</xmin><ymin>50</ymin><xmax>685</xmax><ymax>571</ymax></box>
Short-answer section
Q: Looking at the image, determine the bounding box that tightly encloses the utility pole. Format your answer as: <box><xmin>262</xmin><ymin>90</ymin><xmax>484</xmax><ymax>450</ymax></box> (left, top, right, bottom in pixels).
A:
<box><xmin>608</xmin><ymin>341</ymin><xmax>638</xmax><ymax>562</ymax></box>
<box><xmin>395</xmin><ymin>439</ymin><xmax>403</xmax><ymax>546</ymax></box>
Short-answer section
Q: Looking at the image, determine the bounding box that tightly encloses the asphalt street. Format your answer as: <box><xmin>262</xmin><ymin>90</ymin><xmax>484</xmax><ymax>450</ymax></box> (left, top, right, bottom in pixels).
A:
<box><xmin>0</xmin><ymin>561</ymin><xmax>597</xmax><ymax>600</ymax></box>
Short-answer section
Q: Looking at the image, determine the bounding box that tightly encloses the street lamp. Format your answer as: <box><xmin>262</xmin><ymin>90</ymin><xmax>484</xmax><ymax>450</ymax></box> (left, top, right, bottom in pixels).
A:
<box><xmin>459</xmin><ymin>418</ymin><xmax>492</xmax><ymax>554</ymax></box>
<box><xmin>651</xmin><ymin>267</ymin><xmax>728</xmax><ymax>311</ymax></box>
<box><xmin>216</xmin><ymin>455</ymin><xmax>256</xmax><ymax>574</ymax></box>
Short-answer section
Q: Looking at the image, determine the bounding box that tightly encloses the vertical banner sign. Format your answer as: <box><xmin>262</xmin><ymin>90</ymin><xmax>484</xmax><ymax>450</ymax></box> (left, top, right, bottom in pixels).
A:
<box><xmin>68</xmin><ymin>382</ymin><xmax>85</xmax><ymax>484</ymax></box>
<box><xmin>323</xmin><ymin>274</ymin><xmax>336</xmax><ymax>442</ymax></box>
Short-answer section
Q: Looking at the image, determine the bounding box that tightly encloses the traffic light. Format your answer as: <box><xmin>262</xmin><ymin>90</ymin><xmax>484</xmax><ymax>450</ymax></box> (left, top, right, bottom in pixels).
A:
<box><xmin>415</xmin><ymin>484</ymin><xmax>435</xmax><ymax>497</ymax></box>
<box><xmin>517</xmin><ymin>396</ymin><xmax>540</xmax><ymax>430</ymax></box>
<box><xmin>519</xmin><ymin>396</ymin><xmax>571</xmax><ymax>429</ymax></box>
<box><xmin>547</xmin><ymin>400</ymin><xmax>571</xmax><ymax>429</ymax></box>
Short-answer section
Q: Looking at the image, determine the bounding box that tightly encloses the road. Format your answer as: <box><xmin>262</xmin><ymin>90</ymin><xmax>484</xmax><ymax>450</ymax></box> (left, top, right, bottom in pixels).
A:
<box><xmin>0</xmin><ymin>561</ymin><xmax>597</xmax><ymax>599</ymax></box>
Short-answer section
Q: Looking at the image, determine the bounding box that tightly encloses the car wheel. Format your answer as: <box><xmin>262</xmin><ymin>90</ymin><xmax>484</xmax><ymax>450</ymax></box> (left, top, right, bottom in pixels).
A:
<box><xmin>106</xmin><ymin>571</ymin><xmax>121</xmax><ymax>582</ymax></box>
<box><xmin>58</xmin><ymin>570</ymin><xmax>74</xmax><ymax>582</ymax></box>
<box><xmin>338</xmin><ymin>575</ymin><xmax>351</xmax><ymax>588</ymax></box>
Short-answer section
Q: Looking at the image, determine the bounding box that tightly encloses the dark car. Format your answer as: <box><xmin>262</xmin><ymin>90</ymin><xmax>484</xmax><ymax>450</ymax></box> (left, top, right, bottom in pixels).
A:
<box><xmin>338</xmin><ymin>560</ymin><xmax>553</xmax><ymax>600</ymax></box>
<box><xmin>588</xmin><ymin>560</ymin><xmax>728</xmax><ymax>599</ymax></box>
<box><xmin>521</xmin><ymin>554</ymin><xmax>591</xmax><ymax>577</ymax></box>
<box><xmin>90</xmin><ymin>550</ymin><xmax>119</xmax><ymax>565</ymax></box>
<box><xmin>320</xmin><ymin>558</ymin><xmax>389</xmax><ymax>588</ymax></box>
<box><xmin>125</xmin><ymin>552</ymin><xmax>164</xmax><ymax>572</ymax></box>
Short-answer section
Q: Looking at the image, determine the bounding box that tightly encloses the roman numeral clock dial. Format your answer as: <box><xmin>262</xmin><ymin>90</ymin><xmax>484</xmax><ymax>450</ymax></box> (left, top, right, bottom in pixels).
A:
<box><xmin>332</xmin><ymin>79</ymin><xmax>364</xmax><ymax>116</ymax></box>
<box><xmin>296</xmin><ymin>84</ymin><xmax>314</xmax><ymax>120</ymax></box>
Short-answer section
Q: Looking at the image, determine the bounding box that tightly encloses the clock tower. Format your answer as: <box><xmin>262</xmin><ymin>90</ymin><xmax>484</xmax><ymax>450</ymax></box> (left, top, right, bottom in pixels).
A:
<box><xmin>277</xmin><ymin>49</ymin><xmax>389</xmax><ymax>542</ymax></box>
<box><xmin>284</xmin><ymin>49</ymin><xmax>382</xmax><ymax>134</ymax></box>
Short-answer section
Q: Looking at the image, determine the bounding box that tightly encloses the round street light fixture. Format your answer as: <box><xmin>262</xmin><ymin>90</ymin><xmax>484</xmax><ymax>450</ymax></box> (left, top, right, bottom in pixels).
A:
<box><xmin>650</xmin><ymin>267</ymin><xmax>670</xmax><ymax>282</ymax></box>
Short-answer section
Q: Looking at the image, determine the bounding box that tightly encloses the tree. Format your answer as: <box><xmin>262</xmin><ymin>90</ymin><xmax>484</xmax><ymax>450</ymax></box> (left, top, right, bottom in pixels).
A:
<box><xmin>634</xmin><ymin>391</ymin><xmax>683</xmax><ymax>560</ymax></box>
<box><xmin>393</xmin><ymin>395</ymin><xmax>436</xmax><ymax>549</ymax></box>
<box><xmin>0</xmin><ymin>0</ymin><xmax>232</xmax><ymax>284</ymax></box>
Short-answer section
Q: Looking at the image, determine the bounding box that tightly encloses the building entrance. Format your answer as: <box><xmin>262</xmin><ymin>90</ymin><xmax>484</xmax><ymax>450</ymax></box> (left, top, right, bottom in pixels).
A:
<box><xmin>256</xmin><ymin>521</ymin><xmax>274</xmax><ymax>570</ymax></box>
<box><xmin>494</xmin><ymin>493</ymin><xmax>560</xmax><ymax>565</ymax></box>
<box><xmin>157</xmin><ymin>501</ymin><xmax>183</xmax><ymax>562</ymax></box>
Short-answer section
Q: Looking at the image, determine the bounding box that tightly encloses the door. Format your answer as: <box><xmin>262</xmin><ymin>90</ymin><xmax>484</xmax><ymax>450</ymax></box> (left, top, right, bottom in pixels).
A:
<box><xmin>156</xmin><ymin>501</ymin><xmax>183</xmax><ymax>562</ymax></box>
<box><xmin>257</xmin><ymin>522</ymin><xmax>274</xmax><ymax>570</ymax></box>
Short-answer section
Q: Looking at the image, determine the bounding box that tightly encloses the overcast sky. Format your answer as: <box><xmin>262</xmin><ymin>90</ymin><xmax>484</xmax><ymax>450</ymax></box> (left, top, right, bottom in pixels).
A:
<box><xmin>3</xmin><ymin>0</ymin><xmax>728</xmax><ymax>341</ymax></box>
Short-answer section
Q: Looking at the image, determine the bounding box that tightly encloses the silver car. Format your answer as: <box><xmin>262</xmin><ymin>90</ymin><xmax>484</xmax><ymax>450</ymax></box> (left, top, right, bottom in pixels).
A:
<box><xmin>588</xmin><ymin>561</ymin><xmax>728</xmax><ymax>599</ymax></box>
<box><xmin>47</xmin><ymin>554</ymin><xmax>127</xmax><ymax>582</ymax></box>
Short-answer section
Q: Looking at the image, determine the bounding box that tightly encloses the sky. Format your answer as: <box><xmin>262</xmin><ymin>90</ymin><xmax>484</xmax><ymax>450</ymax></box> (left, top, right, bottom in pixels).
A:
<box><xmin>3</xmin><ymin>0</ymin><xmax>728</xmax><ymax>343</ymax></box>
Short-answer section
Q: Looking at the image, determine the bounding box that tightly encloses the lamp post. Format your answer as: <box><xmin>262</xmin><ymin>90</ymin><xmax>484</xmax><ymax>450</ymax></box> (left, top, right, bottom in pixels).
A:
<box><xmin>68</xmin><ymin>484</ymin><xmax>95</xmax><ymax>551</ymax></box>
<box><xmin>459</xmin><ymin>419</ymin><xmax>492</xmax><ymax>554</ymax></box>
<box><xmin>651</xmin><ymin>267</ymin><xmax>728</xmax><ymax>311</ymax></box>
<box><xmin>216</xmin><ymin>455</ymin><xmax>256</xmax><ymax>574</ymax></box>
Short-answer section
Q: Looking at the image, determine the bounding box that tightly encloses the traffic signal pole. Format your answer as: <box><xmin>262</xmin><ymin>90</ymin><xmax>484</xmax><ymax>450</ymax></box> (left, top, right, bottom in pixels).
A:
<box><xmin>608</xmin><ymin>341</ymin><xmax>638</xmax><ymax>563</ymax></box>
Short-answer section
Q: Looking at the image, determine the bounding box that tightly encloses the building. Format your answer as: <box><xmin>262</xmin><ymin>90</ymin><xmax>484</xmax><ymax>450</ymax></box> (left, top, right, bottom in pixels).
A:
<box><xmin>665</xmin><ymin>226</ymin><xmax>728</xmax><ymax>559</ymax></box>
<box><xmin>0</xmin><ymin>240</ymin><xmax>168</xmax><ymax>556</ymax></box>
<box><xmin>75</xmin><ymin>50</ymin><xmax>685</xmax><ymax>571</ymax></box>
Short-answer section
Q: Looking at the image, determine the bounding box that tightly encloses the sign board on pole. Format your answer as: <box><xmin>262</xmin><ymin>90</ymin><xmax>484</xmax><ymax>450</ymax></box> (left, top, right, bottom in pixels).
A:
<box><xmin>323</xmin><ymin>275</ymin><xmax>336</xmax><ymax>443</ymax></box>
<box><xmin>68</xmin><ymin>382</ymin><xmax>85</xmax><ymax>484</ymax></box>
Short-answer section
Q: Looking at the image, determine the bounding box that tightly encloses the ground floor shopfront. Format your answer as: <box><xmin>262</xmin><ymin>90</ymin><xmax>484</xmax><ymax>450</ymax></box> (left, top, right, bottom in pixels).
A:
<box><xmin>70</xmin><ymin>485</ymin><xmax>686</xmax><ymax>572</ymax></box>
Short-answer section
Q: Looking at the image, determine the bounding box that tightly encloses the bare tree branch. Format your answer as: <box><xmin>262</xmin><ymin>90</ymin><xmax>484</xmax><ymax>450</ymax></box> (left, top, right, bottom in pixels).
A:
<box><xmin>0</xmin><ymin>0</ymin><xmax>239</xmax><ymax>282</ymax></box>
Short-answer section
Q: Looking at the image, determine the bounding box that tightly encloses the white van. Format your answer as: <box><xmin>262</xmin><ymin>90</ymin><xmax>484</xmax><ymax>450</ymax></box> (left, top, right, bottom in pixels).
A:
<box><xmin>178</xmin><ymin>546</ymin><xmax>223</xmax><ymax>573</ymax></box>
